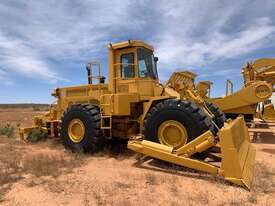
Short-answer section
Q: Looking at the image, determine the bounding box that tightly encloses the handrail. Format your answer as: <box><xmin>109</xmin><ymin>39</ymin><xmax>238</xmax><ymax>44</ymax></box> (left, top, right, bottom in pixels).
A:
<box><xmin>87</xmin><ymin>61</ymin><xmax>101</xmax><ymax>85</ymax></box>
<box><xmin>226</xmin><ymin>79</ymin><xmax>234</xmax><ymax>96</ymax></box>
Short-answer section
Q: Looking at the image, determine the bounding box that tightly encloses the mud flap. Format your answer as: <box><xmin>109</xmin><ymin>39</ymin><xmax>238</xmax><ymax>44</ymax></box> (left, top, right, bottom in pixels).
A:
<box><xmin>219</xmin><ymin>116</ymin><xmax>256</xmax><ymax>189</ymax></box>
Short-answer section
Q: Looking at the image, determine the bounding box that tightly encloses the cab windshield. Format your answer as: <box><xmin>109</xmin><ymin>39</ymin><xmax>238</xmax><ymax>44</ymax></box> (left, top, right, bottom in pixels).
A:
<box><xmin>137</xmin><ymin>48</ymin><xmax>158</xmax><ymax>79</ymax></box>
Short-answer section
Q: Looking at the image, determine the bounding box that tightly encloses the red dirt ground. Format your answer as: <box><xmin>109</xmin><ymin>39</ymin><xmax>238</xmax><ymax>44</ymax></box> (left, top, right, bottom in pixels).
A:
<box><xmin>0</xmin><ymin>109</ymin><xmax>274</xmax><ymax>206</ymax></box>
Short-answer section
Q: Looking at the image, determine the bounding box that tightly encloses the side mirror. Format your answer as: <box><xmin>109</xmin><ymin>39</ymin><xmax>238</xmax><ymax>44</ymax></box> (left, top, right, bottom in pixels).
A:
<box><xmin>100</xmin><ymin>76</ymin><xmax>106</xmax><ymax>84</ymax></box>
<box><xmin>154</xmin><ymin>57</ymin><xmax>159</xmax><ymax>62</ymax></box>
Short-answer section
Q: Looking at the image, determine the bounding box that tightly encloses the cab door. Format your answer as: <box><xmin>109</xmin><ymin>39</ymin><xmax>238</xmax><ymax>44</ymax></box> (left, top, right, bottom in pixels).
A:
<box><xmin>114</xmin><ymin>48</ymin><xmax>138</xmax><ymax>94</ymax></box>
<box><xmin>135</xmin><ymin>47</ymin><xmax>159</xmax><ymax>99</ymax></box>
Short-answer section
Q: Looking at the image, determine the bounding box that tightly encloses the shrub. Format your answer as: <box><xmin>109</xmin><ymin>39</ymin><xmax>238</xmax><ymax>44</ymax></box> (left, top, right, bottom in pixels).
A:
<box><xmin>32</xmin><ymin>106</ymin><xmax>41</xmax><ymax>111</ymax></box>
<box><xmin>26</xmin><ymin>128</ymin><xmax>47</xmax><ymax>142</ymax></box>
<box><xmin>0</xmin><ymin>124</ymin><xmax>15</xmax><ymax>138</ymax></box>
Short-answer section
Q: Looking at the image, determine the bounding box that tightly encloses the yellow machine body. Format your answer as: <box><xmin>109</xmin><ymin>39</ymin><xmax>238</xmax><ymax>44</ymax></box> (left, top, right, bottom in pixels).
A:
<box><xmin>19</xmin><ymin>40</ymin><xmax>255</xmax><ymax>189</ymax></box>
<box><xmin>196</xmin><ymin>81</ymin><xmax>212</xmax><ymax>99</ymax></box>
<box><xmin>244</xmin><ymin>58</ymin><xmax>275</xmax><ymax>121</ymax></box>
<box><xmin>209</xmin><ymin>81</ymin><xmax>272</xmax><ymax>115</ymax></box>
<box><xmin>196</xmin><ymin>58</ymin><xmax>275</xmax><ymax>120</ymax></box>
<box><xmin>259</xmin><ymin>102</ymin><xmax>275</xmax><ymax>121</ymax></box>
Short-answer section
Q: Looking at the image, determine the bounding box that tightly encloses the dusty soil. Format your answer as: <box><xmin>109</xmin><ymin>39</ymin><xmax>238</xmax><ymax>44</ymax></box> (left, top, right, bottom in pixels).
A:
<box><xmin>0</xmin><ymin>109</ymin><xmax>274</xmax><ymax>206</ymax></box>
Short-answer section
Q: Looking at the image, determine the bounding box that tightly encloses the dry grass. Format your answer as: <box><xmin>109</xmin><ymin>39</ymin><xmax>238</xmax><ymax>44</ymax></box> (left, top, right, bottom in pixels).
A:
<box><xmin>91</xmin><ymin>184</ymin><xmax>116</xmax><ymax>206</ymax></box>
<box><xmin>253</xmin><ymin>161</ymin><xmax>275</xmax><ymax>193</ymax></box>
<box><xmin>169</xmin><ymin>184</ymin><xmax>179</xmax><ymax>195</ymax></box>
<box><xmin>90</xmin><ymin>183</ymin><xmax>134</xmax><ymax>206</ymax></box>
<box><xmin>226</xmin><ymin>199</ymin><xmax>245</xmax><ymax>206</ymax></box>
<box><xmin>145</xmin><ymin>173</ymin><xmax>158</xmax><ymax>185</ymax></box>
<box><xmin>0</xmin><ymin>137</ymin><xmax>87</xmax><ymax>202</ymax></box>
<box><xmin>83</xmin><ymin>190</ymin><xmax>90</xmax><ymax>206</ymax></box>
<box><xmin>0</xmin><ymin>145</ymin><xmax>22</xmax><ymax>201</ymax></box>
<box><xmin>92</xmin><ymin>189</ymin><xmax>106</xmax><ymax>206</ymax></box>
<box><xmin>197</xmin><ymin>191</ymin><xmax>210</xmax><ymax>204</ymax></box>
<box><xmin>186</xmin><ymin>191</ymin><xmax>210</xmax><ymax>205</ymax></box>
<box><xmin>22</xmin><ymin>153</ymin><xmax>86</xmax><ymax>178</ymax></box>
<box><xmin>0</xmin><ymin>143</ymin><xmax>22</xmax><ymax>185</ymax></box>
<box><xmin>247</xmin><ymin>193</ymin><xmax>257</xmax><ymax>204</ymax></box>
<box><xmin>112</xmin><ymin>181</ymin><xmax>132</xmax><ymax>189</ymax></box>
<box><xmin>110</xmin><ymin>198</ymin><xmax>132</xmax><ymax>206</ymax></box>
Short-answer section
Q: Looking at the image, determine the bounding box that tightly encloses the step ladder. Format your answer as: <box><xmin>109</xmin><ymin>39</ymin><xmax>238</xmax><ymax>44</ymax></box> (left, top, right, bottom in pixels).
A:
<box><xmin>99</xmin><ymin>94</ymin><xmax>113</xmax><ymax>138</ymax></box>
<box><xmin>100</xmin><ymin>115</ymin><xmax>112</xmax><ymax>138</ymax></box>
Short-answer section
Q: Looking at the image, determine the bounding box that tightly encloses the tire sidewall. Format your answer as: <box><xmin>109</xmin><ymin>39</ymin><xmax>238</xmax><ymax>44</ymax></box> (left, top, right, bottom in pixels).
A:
<box><xmin>144</xmin><ymin>100</ymin><xmax>209</xmax><ymax>144</ymax></box>
<box><xmin>60</xmin><ymin>105</ymin><xmax>100</xmax><ymax>152</ymax></box>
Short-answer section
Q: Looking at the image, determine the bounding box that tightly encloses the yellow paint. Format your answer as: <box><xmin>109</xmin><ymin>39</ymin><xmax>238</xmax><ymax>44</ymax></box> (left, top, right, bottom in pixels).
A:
<box><xmin>209</xmin><ymin>81</ymin><xmax>272</xmax><ymax>113</ymax></box>
<box><xmin>19</xmin><ymin>40</ymin><xmax>255</xmax><ymax>189</ymax></box>
<box><xmin>128</xmin><ymin>116</ymin><xmax>255</xmax><ymax>189</ymax></box>
<box><xmin>158</xmin><ymin>120</ymin><xmax>188</xmax><ymax>149</ymax></box>
<box><xmin>261</xmin><ymin>103</ymin><xmax>275</xmax><ymax>121</ymax></box>
<box><xmin>68</xmin><ymin>119</ymin><xmax>85</xmax><ymax>143</ymax></box>
<box><xmin>192</xmin><ymin>58</ymin><xmax>275</xmax><ymax>119</ymax></box>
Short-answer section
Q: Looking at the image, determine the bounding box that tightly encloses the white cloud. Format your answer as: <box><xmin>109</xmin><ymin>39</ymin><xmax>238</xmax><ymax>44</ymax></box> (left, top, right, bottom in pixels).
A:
<box><xmin>0</xmin><ymin>0</ymin><xmax>275</xmax><ymax>86</ymax></box>
<box><xmin>156</xmin><ymin>17</ymin><xmax>275</xmax><ymax>68</ymax></box>
<box><xmin>0</xmin><ymin>31</ymin><xmax>65</xmax><ymax>84</ymax></box>
<box><xmin>0</xmin><ymin>0</ymin><xmax>143</xmax><ymax>85</ymax></box>
<box><xmin>154</xmin><ymin>0</ymin><xmax>275</xmax><ymax>72</ymax></box>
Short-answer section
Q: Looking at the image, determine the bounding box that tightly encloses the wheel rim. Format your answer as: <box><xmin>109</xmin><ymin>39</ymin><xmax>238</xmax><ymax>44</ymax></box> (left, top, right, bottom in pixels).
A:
<box><xmin>158</xmin><ymin>120</ymin><xmax>188</xmax><ymax>148</ymax></box>
<box><xmin>68</xmin><ymin>118</ymin><xmax>85</xmax><ymax>143</ymax></box>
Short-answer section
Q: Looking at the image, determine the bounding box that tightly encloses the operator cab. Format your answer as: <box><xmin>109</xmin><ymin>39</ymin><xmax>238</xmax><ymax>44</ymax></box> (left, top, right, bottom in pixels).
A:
<box><xmin>109</xmin><ymin>40</ymin><xmax>161</xmax><ymax>98</ymax></box>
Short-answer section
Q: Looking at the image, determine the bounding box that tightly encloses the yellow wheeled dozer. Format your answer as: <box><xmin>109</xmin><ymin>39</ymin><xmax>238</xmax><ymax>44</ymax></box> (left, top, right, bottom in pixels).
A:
<box><xmin>196</xmin><ymin>59</ymin><xmax>275</xmax><ymax>122</ymax></box>
<box><xmin>19</xmin><ymin>40</ymin><xmax>255</xmax><ymax>189</ymax></box>
<box><xmin>243</xmin><ymin>58</ymin><xmax>275</xmax><ymax>121</ymax></box>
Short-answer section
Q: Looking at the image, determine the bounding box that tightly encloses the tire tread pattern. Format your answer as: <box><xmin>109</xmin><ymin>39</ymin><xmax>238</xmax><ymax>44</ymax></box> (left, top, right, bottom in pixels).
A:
<box><xmin>60</xmin><ymin>104</ymin><xmax>104</xmax><ymax>153</ymax></box>
<box><xmin>143</xmin><ymin>99</ymin><xmax>214</xmax><ymax>143</ymax></box>
<box><xmin>205</xmin><ymin>102</ymin><xmax>226</xmax><ymax>128</ymax></box>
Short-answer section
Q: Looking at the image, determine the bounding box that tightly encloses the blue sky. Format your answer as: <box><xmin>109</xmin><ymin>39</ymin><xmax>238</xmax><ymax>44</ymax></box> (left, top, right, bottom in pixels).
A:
<box><xmin>0</xmin><ymin>0</ymin><xmax>274</xmax><ymax>103</ymax></box>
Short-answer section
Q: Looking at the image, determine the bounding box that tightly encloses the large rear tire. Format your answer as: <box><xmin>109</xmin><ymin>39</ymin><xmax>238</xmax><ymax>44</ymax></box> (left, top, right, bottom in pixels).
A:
<box><xmin>60</xmin><ymin>104</ymin><xmax>104</xmax><ymax>153</ymax></box>
<box><xmin>143</xmin><ymin>99</ymin><xmax>214</xmax><ymax>149</ymax></box>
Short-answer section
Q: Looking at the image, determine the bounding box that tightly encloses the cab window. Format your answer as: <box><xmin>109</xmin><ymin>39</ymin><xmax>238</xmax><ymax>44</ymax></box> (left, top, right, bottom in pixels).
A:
<box><xmin>121</xmin><ymin>53</ymin><xmax>134</xmax><ymax>78</ymax></box>
<box><xmin>137</xmin><ymin>48</ymin><xmax>158</xmax><ymax>79</ymax></box>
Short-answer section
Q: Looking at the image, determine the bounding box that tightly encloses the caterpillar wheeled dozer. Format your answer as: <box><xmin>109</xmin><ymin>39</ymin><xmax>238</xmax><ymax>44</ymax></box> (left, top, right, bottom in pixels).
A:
<box><xmin>19</xmin><ymin>40</ymin><xmax>255</xmax><ymax>189</ymax></box>
<box><xmin>196</xmin><ymin>59</ymin><xmax>275</xmax><ymax>122</ymax></box>
<box><xmin>244</xmin><ymin>58</ymin><xmax>275</xmax><ymax>121</ymax></box>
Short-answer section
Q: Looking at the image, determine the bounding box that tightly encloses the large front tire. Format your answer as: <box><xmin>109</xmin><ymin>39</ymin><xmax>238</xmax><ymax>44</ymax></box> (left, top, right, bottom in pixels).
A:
<box><xmin>205</xmin><ymin>102</ymin><xmax>226</xmax><ymax>128</ymax></box>
<box><xmin>143</xmin><ymin>99</ymin><xmax>214</xmax><ymax>149</ymax></box>
<box><xmin>60</xmin><ymin>104</ymin><xmax>104</xmax><ymax>153</ymax></box>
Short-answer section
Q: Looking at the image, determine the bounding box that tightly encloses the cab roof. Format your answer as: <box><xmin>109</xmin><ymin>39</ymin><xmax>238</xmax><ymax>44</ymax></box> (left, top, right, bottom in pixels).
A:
<box><xmin>109</xmin><ymin>40</ymin><xmax>154</xmax><ymax>51</ymax></box>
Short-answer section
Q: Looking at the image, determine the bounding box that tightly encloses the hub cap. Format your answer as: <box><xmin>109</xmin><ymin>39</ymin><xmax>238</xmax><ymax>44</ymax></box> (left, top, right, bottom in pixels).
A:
<box><xmin>158</xmin><ymin>120</ymin><xmax>188</xmax><ymax>148</ymax></box>
<box><xmin>68</xmin><ymin>118</ymin><xmax>85</xmax><ymax>143</ymax></box>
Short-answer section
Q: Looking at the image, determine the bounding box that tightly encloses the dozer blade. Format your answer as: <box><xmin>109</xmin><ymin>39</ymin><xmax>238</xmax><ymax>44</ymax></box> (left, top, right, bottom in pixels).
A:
<box><xmin>127</xmin><ymin>116</ymin><xmax>255</xmax><ymax>189</ymax></box>
<box><xmin>219</xmin><ymin>116</ymin><xmax>256</xmax><ymax>189</ymax></box>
